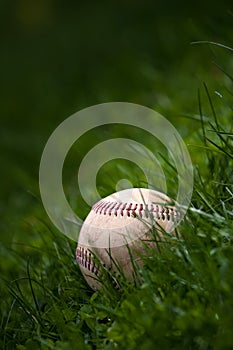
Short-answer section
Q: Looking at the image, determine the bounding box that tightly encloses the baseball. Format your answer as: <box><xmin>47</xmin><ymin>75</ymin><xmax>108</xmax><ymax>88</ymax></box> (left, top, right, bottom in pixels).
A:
<box><xmin>76</xmin><ymin>188</ymin><xmax>181</xmax><ymax>290</ymax></box>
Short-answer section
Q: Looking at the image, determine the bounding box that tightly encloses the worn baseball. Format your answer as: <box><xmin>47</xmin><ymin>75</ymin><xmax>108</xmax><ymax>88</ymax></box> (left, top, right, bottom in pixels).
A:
<box><xmin>76</xmin><ymin>188</ymin><xmax>180</xmax><ymax>290</ymax></box>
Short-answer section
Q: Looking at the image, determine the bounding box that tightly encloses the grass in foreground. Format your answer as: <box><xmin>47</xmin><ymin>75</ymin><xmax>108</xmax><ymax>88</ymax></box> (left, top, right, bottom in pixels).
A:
<box><xmin>1</xmin><ymin>45</ymin><xmax>233</xmax><ymax>349</ymax></box>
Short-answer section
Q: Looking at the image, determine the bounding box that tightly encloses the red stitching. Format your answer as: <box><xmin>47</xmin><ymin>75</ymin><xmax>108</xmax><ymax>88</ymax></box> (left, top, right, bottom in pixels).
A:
<box><xmin>121</xmin><ymin>203</ymin><xmax>127</xmax><ymax>216</ymax></box>
<box><xmin>138</xmin><ymin>203</ymin><xmax>143</xmax><ymax>217</ymax></box>
<box><xmin>126</xmin><ymin>203</ymin><xmax>132</xmax><ymax>217</ymax></box>
<box><xmin>114</xmin><ymin>203</ymin><xmax>121</xmax><ymax>216</ymax></box>
<box><xmin>76</xmin><ymin>246</ymin><xmax>99</xmax><ymax>276</ymax></box>
<box><xmin>92</xmin><ymin>200</ymin><xmax>179</xmax><ymax>221</ymax></box>
<box><xmin>99</xmin><ymin>202</ymin><xmax>107</xmax><ymax>215</ymax></box>
<box><xmin>155</xmin><ymin>205</ymin><xmax>160</xmax><ymax>219</ymax></box>
<box><xmin>103</xmin><ymin>202</ymin><xmax>111</xmax><ymax>215</ymax></box>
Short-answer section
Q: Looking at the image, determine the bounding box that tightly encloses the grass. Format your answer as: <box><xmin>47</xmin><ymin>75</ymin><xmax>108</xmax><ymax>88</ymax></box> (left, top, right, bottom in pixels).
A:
<box><xmin>1</xmin><ymin>72</ymin><xmax>233</xmax><ymax>349</ymax></box>
<box><xmin>1</xmin><ymin>3</ymin><xmax>233</xmax><ymax>349</ymax></box>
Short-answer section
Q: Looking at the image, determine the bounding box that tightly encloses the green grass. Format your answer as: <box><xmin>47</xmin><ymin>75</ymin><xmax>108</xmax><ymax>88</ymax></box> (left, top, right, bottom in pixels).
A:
<box><xmin>1</xmin><ymin>74</ymin><xmax>233</xmax><ymax>349</ymax></box>
<box><xmin>1</xmin><ymin>2</ymin><xmax>233</xmax><ymax>349</ymax></box>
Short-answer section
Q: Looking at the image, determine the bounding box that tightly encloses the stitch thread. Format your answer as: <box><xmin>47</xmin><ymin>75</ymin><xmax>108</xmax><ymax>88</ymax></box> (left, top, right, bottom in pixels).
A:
<box><xmin>92</xmin><ymin>200</ymin><xmax>179</xmax><ymax>221</ymax></box>
<box><xmin>76</xmin><ymin>246</ymin><xmax>99</xmax><ymax>275</ymax></box>
<box><xmin>76</xmin><ymin>246</ymin><xmax>120</xmax><ymax>289</ymax></box>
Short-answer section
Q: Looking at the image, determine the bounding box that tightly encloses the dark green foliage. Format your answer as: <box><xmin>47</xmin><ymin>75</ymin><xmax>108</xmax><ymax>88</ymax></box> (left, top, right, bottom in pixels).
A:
<box><xmin>1</xmin><ymin>2</ymin><xmax>233</xmax><ymax>349</ymax></box>
<box><xmin>2</xmin><ymin>86</ymin><xmax>233</xmax><ymax>350</ymax></box>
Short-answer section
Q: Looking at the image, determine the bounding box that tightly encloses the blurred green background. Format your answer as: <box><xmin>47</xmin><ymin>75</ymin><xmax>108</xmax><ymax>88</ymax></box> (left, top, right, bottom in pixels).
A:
<box><xmin>1</xmin><ymin>0</ymin><xmax>233</xmax><ymax>251</ymax></box>
<box><xmin>1</xmin><ymin>1</ymin><xmax>233</xmax><ymax>348</ymax></box>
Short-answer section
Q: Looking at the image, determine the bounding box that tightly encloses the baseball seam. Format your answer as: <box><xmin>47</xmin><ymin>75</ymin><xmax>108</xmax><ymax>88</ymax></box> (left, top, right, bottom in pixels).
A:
<box><xmin>92</xmin><ymin>200</ymin><xmax>179</xmax><ymax>221</ymax></box>
<box><xmin>76</xmin><ymin>246</ymin><xmax>119</xmax><ymax>289</ymax></box>
<box><xmin>76</xmin><ymin>246</ymin><xmax>99</xmax><ymax>276</ymax></box>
